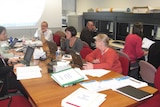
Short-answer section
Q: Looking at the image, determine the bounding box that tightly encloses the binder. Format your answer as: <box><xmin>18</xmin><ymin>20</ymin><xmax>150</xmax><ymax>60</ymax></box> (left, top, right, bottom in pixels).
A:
<box><xmin>115</xmin><ymin>85</ymin><xmax>153</xmax><ymax>101</ymax></box>
<box><xmin>51</xmin><ymin>68</ymin><xmax>84</xmax><ymax>87</ymax></box>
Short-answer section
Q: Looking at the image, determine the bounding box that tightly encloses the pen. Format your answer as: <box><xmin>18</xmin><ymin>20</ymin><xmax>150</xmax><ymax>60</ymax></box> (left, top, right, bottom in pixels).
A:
<box><xmin>66</xmin><ymin>102</ymin><xmax>80</xmax><ymax>107</ymax></box>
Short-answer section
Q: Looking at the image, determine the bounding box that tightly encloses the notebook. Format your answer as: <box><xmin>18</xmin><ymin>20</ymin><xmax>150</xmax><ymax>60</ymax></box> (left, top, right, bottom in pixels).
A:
<box><xmin>47</xmin><ymin>41</ymin><xmax>57</xmax><ymax>55</ymax></box>
<box><xmin>19</xmin><ymin>46</ymin><xmax>34</xmax><ymax>66</ymax></box>
<box><xmin>115</xmin><ymin>85</ymin><xmax>153</xmax><ymax>101</ymax></box>
<box><xmin>69</xmin><ymin>50</ymin><xmax>84</xmax><ymax>67</ymax></box>
<box><xmin>9</xmin><ymin>38</ymin><xmax>18</xmax><ymax>48</ymax></box>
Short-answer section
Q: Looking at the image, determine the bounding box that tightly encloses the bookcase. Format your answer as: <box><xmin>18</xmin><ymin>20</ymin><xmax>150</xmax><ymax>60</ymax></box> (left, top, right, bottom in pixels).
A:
<box><xmin>83</xmin><ymin>12</ymin><xmax>160</xmax><ymax>41</ymax></box>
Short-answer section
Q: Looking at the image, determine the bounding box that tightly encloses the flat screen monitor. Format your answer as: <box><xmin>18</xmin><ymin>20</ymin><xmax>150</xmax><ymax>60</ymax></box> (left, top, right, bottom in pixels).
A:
<box><xmin>155</xmin><ymin>26</ymin><xmax>160</xmax><ymax>40</ymax></box>
<box><xmin>116</xmin><ymin>23</ymin><xmax>130</xmax><ymax>41</ymax></box>
<box><xmin>143</xmin><ymin>25</ymin><xmax>155</xmax><ymax>40</ymax></box>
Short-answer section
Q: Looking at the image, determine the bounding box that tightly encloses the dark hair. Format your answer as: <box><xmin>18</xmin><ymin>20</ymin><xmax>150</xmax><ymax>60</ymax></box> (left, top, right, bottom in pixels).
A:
<box><xmin>65</xmin><ymin>26</ymin><xmax>77</xmax><ymax>37</ymax></box>
<box><xmin>132</xmin><ymin>22</ymin><xmax>143</xmax><ymax>38</ymax></box>
<box><xmin>0</xmin><ymin>26</ymin><xmax>6</xmax><ymax>35</ymax></box>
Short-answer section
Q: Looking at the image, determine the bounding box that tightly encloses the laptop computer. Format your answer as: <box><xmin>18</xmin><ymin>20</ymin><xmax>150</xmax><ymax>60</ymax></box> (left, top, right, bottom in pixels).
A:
<box><xmin>69</xmin><ymin>50</ymin><xmax>84</xmax><ymax>67</ymax></box>
<box><xmin>47</xmin><ymin>41</ymin><xmax>57</xmax><ymax>55</ymax></box>
<box><xmin>9</xmin><ymin>38</ymin><xmax>18</xmax><ymax>48</ymax></box>
<box><xmin>19</xmin><ymin>46</ymin><xmax>34</xmax><ymax>66</ymax></box>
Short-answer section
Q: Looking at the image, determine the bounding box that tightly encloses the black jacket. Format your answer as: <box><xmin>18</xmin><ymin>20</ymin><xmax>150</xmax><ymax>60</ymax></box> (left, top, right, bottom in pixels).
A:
<box><xmin>148</xmin><ymin>41</ymin><xmax>160</xmax><ymax>69</ymax></box>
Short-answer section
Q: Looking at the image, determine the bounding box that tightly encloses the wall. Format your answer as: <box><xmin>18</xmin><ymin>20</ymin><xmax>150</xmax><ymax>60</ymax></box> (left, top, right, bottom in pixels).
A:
<box><xmin>6</xmin><ymin>0</ymin><xmax>62</xmax><ymax>39</ymax></box>
<box><xmin>76</xmin><ymin>0</ymin><xmax>160</xmax><ymax>13</ymax></box>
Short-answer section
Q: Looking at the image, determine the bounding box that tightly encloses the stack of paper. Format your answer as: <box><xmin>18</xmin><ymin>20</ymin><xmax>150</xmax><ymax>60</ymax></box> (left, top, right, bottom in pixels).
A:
<box><xmin>16</xmin><ymin>66</ymin><xmax>42</xmax><ymax>80</ymax></box>
<box><xmin>79</xmin><ymin>76</ymin><xmax>148</xmax><ymax>92</ymax></box>
<box><xmin>61</xmin><ymin>87</ymin><xmax>106</xmax><ymax>107</ymax></box>
<box><xmin>51</xmin><ymin>68</ymin><xmax>86</xmax><ymax>87</ymax></box>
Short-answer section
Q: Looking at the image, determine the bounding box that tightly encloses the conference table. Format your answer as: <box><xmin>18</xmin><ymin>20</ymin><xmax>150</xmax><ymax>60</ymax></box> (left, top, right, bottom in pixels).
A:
<box><xmin>17</xmin><ymin>44</ymin><xmax>157</xmax><ymax>107</ymax></box>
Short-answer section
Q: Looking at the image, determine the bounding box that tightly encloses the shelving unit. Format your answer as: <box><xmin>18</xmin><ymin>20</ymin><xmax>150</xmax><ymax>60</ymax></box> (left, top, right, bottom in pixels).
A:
<box><xmin>83</xmin><ymin>12</ymin><xmax>160</xmax><ymax>41</ymax></box>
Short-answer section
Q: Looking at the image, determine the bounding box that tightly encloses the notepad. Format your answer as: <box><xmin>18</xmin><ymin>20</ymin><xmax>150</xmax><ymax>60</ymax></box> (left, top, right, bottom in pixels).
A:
<box><xmin>115</xmin><ymin>85</ymin><xmax>153</xmax><ymax>101</ymax></box>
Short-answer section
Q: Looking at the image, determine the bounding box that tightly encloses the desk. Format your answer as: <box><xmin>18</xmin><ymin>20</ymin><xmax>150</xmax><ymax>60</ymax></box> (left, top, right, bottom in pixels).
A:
<box><xmin>19</xmin><ymin>58</ymin><xmax>157</xmax><ymax>107</ymax></box>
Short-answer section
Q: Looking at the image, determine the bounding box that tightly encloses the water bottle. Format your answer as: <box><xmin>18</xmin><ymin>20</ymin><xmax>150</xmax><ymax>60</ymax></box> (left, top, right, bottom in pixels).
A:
<box><xmin>9</xmin><ymin>36</ymin><xmax>13</xmax><ymax>44</ymax></box>
<box><xmin>56</xmin><ymin>47</ymin><xmax>62</xmax><ymax>61</ymax></box>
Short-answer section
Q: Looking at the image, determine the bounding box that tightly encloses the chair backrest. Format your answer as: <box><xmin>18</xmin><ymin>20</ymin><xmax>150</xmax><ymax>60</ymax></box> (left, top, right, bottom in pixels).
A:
<box><xmin>80</xmin><ymin>41</ymin><xmax>93</xmax><ymax>59</ymax></box>
<box><xmin>154</xmin><ymin>66</ymin><xmax>160</xmax><ymax>92</ymax></box>
<box><xmin>117</xmin><ymin>51</ymin><xmax>130</xmax><ymax>76</ymax></box>
<box><xmin>53</xmin><ymin>34</ymin><xmax>61</xmax><ymax>46</ymax></box>
<box><xmin>119</xmin><ymin>56</ymin><xmax>130</xmax><ymax>76</ymax></box>
<box><xmin>139</xmin><ymin>60</ymin><xmax>157</xmax><ymax>84</ymax></box>
<box><xmin>118</xmin><ymin>51</ymin><xmax>130</xmax><ymax>61</ymax></box>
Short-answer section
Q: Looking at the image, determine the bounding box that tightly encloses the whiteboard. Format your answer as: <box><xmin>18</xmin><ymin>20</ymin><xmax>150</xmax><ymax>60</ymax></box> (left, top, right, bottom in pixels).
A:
<box><xmin>0</xmin><ymin>0</ymin><xmax>62</xmax><ymax>29</ymax></box>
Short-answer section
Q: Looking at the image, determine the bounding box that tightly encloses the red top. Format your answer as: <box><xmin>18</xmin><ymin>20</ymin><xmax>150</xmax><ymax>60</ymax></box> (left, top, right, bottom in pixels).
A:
<box><xmin>123</xmin><ymin>34</ymin><xmax>144</xmax><ymax>62</ymax></box>
<box><xmin>85</xmin><ymin>48</ymin><xmax>122</xmax><ymax>73</ymax></box>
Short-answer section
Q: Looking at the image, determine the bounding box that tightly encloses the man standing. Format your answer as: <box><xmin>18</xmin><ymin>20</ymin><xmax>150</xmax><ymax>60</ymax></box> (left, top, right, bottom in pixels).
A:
<box><xmin>80</xmin><ymin>21</ymin><xmax>97</xmax><ymax>49</ymax></box>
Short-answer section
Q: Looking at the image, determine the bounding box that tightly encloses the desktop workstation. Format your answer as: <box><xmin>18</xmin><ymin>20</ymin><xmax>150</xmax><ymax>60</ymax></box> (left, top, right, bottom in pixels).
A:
<box><xmin>16</xmin><ymin>44</ymin><xmax>157</xmax><ymax>107</ymax></box>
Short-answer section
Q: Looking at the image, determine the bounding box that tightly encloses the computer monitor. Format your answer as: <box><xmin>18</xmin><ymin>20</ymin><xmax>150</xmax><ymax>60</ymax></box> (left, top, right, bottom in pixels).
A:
<box><xmin>116</xmin><ymin>23</ymin><xmax>130</xmax><ymax>41</ymax></box>
<box><xmin>154</xmin><ymin>26</ymin><xmax>160</xmax><ymax>40</ymax></box>
<box><xmin>143</xmin><ymin>25</ymin><xmax>156</xmax><ymax>40</ymax></box>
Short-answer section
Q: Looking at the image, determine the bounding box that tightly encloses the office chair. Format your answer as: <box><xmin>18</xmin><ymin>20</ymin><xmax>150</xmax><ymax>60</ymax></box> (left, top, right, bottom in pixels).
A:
<box><xmin>0</xmin><ymin>72</ymin><xmax>32</xmax><ymax>107</ymax></box>
<box><xmin>139</xmin><ymin>60</ymin><xmax>157</xmax><ymax>84</ymax></box>
<box><xmin>117</xmin><ymin>51</ymin><xmax>130</xmax><ymax>76</ymax></box>
<box><xmin>80</xmin><ymin>41</ymin><xmax>93</xmax><ymax>59</ymax></box>
<box><xmin>136</xmin><ymin>66</ymin><xmax>160</xmax><ymax>107</ymax></box>
<box><xmin>53</xmin><ymin>34</ymin><xmax>61</xmax><ymax>46</ymax></box>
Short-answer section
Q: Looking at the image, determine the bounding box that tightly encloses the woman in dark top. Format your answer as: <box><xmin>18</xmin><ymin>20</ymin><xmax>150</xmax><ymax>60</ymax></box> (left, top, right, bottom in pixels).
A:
<box><xmin>0</xmin><ymin>26</ymin><xmax>25</xmax><ymax>97</ymax></box>
<box><xmin>148</xmin><ymin>40</ymin><xmax>160</xmax><ymax>69</ymax></box>
<box><xmin>61</xmin><ymin>26</ymin><xmax>83</xmax><ymax>53</ymax></box>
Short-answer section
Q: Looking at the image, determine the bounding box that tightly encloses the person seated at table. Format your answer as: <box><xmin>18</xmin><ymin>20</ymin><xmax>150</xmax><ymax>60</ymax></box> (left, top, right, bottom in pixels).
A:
<box><xmin>0</xmin><ymin>26</ymin><xmax>26</xmax><ymax>96</ymax></box>
<box><xmin>148</xmin><ymin>40</ymin><xmax>160</xmax><ymax>69</ymax></box>
<box><xmin>34</xmin><ymin>21</ymin><xmax>53</xmax><ymax>43</ymax></box>
<box><xmin>80</xmin><ymin>21</ymin><xmax>97</xmax><ymax>49</ymax></box>
<box><xmin>83</xmin><ymin>33</ymin><xmax>122</xmax><ymax>73</ymax></box>
<box><xmin>61</xmin><ymin>26</ymin><xmax>83</xmax><ymax>53</ymax></box>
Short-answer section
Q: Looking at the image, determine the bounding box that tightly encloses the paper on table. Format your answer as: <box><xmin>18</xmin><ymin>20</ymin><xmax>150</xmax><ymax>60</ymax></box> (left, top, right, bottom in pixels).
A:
<box><xmin>16</xmin><ymin>66</ymin><xmax>42</xmax><ymax>80</ymax></box>
<box><xmin>82</xmin><ymin>69</ymin><xmax>111</xmax><ymax>77</ymax></box>
<box><xmin>61</xmin><ymin>87</ymin><xmax>106</xmax><ymax>107</ymax></box>
<box><xmin>80</xmin><ymin>80</ymin><xmax>111</xmax><ymax>92</ymax></box>
<box><xmin>80</xmin><ymin>76</ymin><xmax>148</xmax><ymax>92</ymax></box>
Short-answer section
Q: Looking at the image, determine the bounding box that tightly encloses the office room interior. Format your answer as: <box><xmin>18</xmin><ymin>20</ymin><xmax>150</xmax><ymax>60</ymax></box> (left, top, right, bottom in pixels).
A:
<box><xmin>2</xmin><ymin>0</ymin><xmax>160</xmax><ymax>41</ymax></box>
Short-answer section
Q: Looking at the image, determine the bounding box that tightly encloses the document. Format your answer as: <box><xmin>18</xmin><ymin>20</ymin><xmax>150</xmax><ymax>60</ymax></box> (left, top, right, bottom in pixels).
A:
<box><xmin>61</xmin><ymin>87</ymin><xmax>106</xmax><ymax>107</ymax></box>
<box><xmin>79</xmin><ymin>76</ymin><xmax>148</xmax><ymax>92</ymax></box>
<box><xmin>110</xmin><ymin>76</ymin><xmax>148</xmax><ymax>90</ymax></box>
<box><xmin>82</xmin><ymin>69</ymin><xmax>111</xmax><ymax>77</ymax></box>
<box><xmin>115</xmin><ymin>85</ymin><xmax>153</xmax><ymax>101</ymax></box>
<box><xmin>80</xmin><ymin>80</ymin><xmax>111</xmax><ymax>92</ymax></box>
<box><xmin>51</xmin><ymin>68</ymin><xmax>85</xmax><ymax>87</ymax></box>
<box><xmin>16</xmin><ymin>66</ymin><xmax>42</xmax><ymax>80</ymax></box>
<box><xmin>142</xmin><ymin>37</ymin><xmax>155</xmax><ymax>49</ymax></box>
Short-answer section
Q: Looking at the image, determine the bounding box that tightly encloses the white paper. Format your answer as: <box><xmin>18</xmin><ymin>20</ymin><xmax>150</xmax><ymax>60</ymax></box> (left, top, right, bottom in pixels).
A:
<box><xmin>142</xmin><ymin>37</ymin><xmax>155</xmax><ymax>49</ymax></box>
<box><xmin>80</xmin><ymin>76</ymin><xmax>148</xmax><ymax>92</ymax></box>
<box><xmin>61</xmin><ymin>87</ymin><xmax>106</xmax><ymax>107</ymax></box>
<box><xmin>82</xmin><ymin>69</ymin><xmax>111</xmax><ymax>77</ymax></box>
<box><xmin>51</xmin><ymin>68</ymin><xmax>84</xmax><ymax>86</ymax></box>
<box><xmin>16</xmin><ymin>66</ymin><xmax>42</xmax><ymax>80</ymax></box>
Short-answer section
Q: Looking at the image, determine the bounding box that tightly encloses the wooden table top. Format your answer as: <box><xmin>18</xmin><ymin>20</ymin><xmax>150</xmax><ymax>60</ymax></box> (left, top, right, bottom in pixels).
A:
<box><xmin>19</xmin><ymin>57</ymin><xmax>157</xmax><ymax>107</ymax></box>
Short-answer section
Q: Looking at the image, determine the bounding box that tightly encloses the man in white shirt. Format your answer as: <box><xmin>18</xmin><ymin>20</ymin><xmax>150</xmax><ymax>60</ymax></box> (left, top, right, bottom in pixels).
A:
<box><xmin>34</xmin><ymin>21</ymin><xmax>53</xmax><ymax>43</ymax></box>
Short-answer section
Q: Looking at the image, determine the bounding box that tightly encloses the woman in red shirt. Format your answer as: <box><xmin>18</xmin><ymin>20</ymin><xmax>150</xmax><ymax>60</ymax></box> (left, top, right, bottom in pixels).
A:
<box><xmin>83</xmin><ymin>34</ymin><xmax>122</xmax><ymax>73</ymax></box>
<box><xmin>123</xmin><ymin>22</ymin><xmax>148</xmax><ymax>79</ymax></box>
